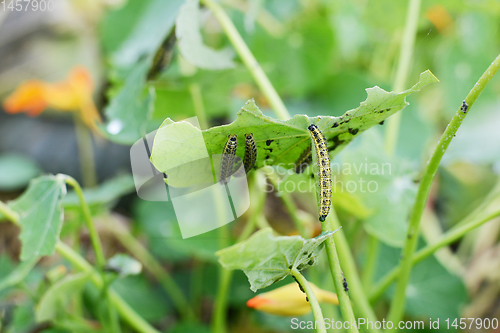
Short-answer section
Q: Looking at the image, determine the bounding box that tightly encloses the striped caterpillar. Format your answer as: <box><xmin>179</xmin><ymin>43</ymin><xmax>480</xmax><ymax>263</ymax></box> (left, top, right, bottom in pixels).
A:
<box><xmin>243</xmin><ymin>133</ymin><xmax>257</xmax><ymax>172</ymax></box>
<box><xmin>294</xmin><ymin>146</ymin><xmax>312</xmax><ymax>174</ymax></box>
<box><xmin>308</xmin><ymin>124</ymin><xmax>331</xmax><ymax>222</ymax></box>
<box><xmin>220</xmin><ymin>134</ymin><xmax>237</xmax><ymax>184</ymax></box>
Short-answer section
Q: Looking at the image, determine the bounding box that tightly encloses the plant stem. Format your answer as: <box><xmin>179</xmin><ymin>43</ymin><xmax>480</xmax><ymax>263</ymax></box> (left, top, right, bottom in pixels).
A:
<box><xmin>0</xmin><ymin>201</ymin><xmax>160</xmax><ymax>333</ymax></box>
<box><xmin>362</xmin><ymin>235</ymin><xmax>379</xmax><ymax>293</ymax></box>
<box><xmin>384</xmin><ymin>0</ymin><xmax>421</xmax><ymax>155</ymax></box>
<box><xmin>73</xmin><ymin>115</ymin><xmax>98</xmax><ymax>187</ymax></box>
<box><xmin>189</xmin><ymin>83</ymin><xmax>209</xmax><ymax>130</ymax></box>
<box><xmin>201</xmin><ymin>0</ymin><xmax>291</xmax><ymax>121</ymax></box>
<box><xmin>290</xmin><ymin>268</ymin><xmax>327</xmax><ymax>333</ymax></box>
<box><xmin>55</xmin><ymin>242</ymin><xmax>160</xmax><ymax>333</ymax></box>
<box><xmin>321</xmin><ymin>213</ymin><xmax>359</xmax><ymax>333</ymax></box>
<box><xmin>104</xmin><ymin>216</ymin><xmax>194</xmax><ymax>320</ymax></box>
<box><xmin>387</xmin><ymin>52</ymin><xmax>500</xmax><ymax>325</ymax></box>
<box><xmin>63</xmin><ymin>175</ymin><xmax>106</xmax><ymax>269</ymax></box>
<box><xmin>370</xmin><ymin>208</ymin><xmax>500</xmax><ymax>303</ymax></box>
<box><xmin>327</xmin><ymin>209</ymin><xmax>380</xmax><ymax>333</ymax></box>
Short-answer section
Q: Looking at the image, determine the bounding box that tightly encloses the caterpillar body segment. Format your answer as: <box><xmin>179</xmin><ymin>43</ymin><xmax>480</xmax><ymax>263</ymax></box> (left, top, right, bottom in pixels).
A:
<box><xmin>243</xmin><ymin>133</ymin><xmax>257</xmax><ymax>173</ymax></box>
<box><xmin>308</xmin><ymin>124</ymin><xmax>332</xmax><ymax>222</ymax></box>
<box><xmin>220</xmin><ymin>134</ymin><xmax>238</xmax><ymax>185</ymax></box>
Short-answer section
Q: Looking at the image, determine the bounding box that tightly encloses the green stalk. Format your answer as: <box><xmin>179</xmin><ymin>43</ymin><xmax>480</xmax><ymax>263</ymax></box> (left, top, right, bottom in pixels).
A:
<box><xmin>0</xmin><ymin>201</ymin><xmax>160</xmax><ymax>333</ymax></box>
<box><xmin>290</xmin><ymin>268</ymin><xmax>327</xmax><ymax>333</ymax></box>
<box><xmin>64</xmin><ymin>175</ymin><xmax>106</xmax><ymax>269</ymax></box>
<box><xmin>370</xmin><ymin>208</ymin><xmax>500</xmax><ymax>303</ymax></box>
<box><xmin>328</xmin><ymin>209</ymin><xmax>381</xmax><ymax>333</ymax></box>
<box><xmin>387</xmin><ymin>53</ymin><xmax>500</xmax><ymax>325</ymax></box>
<box><xmin>201</xmin><ymin>0</ymin><xmax>291</xmax><ymax>121</ymax></box>
<box><xmin>104</xmin><ymin>217</ymin><xmax>194</xmax><ymax>320</ymax></box>
<box><xmin>361</xmin><ymin>235</ymin><xmax>379</xmax><ymax>293</ymax></box>
<box><xmin>73</xmin><ymin>115</ymin><xmax>98</xmax><ymax>187</ymax></box>
<box><xmin>189</xmin><ymin>83</ymin><xmax>209</xmax><ymax>130</ymax></box>
<box><xmin>384</xmin><ymin>0</ymin><xmax>421</xmax><ymax>155</ymax></box>
<box><xmin>321</xmin><ymin>213</ymin><xmax>359</xmax><ymax>333</ymax></box>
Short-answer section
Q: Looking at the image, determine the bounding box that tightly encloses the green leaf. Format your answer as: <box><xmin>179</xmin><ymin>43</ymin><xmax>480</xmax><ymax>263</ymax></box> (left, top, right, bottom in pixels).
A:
<box><xmin>0</xmin><ymin>257</ymin><xmax>39</xmax><ymax>293</ymax></box>
<box><xmin>103</xmin><ymin>59</ymin><xmax>156</xmax><ymax>144</ymax></box>
<box><xmin>176</xmin><ymin>0</ymin><xmax>236</xmax><ymax>70</ymax></box>
<box><xmin>9</xmin><ymin>175</ymin><xmax>67</xmax><ymax>261</ymax></box>
<box><xmin>62</xmin><ymin>174</ymin><xmax>135</xmax><ymax>208</ymax></box>
<box><xmin>106</xmin><ymin>254</ymin><xmax>142</xmax><ymax>277</ymax></box>
<box><xmin>111</xmin><ymin>0</ymin><xmax>184</xmax><ymax>72</ymax></box>
<box><xmin>216</xmin><ymin>228</ymin><xmax>338</xmax><ymax>291</ymax></box>
<box><xmin>151</xmin><ymin>70</ymin><xmax>438</xmax><ymax>176</ymax></box>
<box><xmin>0</xmin><ymin>153</ymin><xmax>41</xmax><ymax>191</ymax></box>
<box><xmin>36</xmin><ymin>272</ymin><xmax>90</xmax><ymax>322</ymax></box>
<box><xmin>341</xmin><ymin>130</ymin><xmax>417</xmax><ymax>247</ymax></box>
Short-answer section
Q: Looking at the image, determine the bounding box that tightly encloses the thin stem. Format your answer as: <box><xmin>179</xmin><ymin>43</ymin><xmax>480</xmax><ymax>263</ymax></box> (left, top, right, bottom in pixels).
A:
<box><xmin>73</xmin><ymin>115</ymin><xmax>98</xmax><ymax>187</ymax></box>
<box><xmin>64</xmin><ymin>175</ymin><xmax>106</xmax><ymax>269</ymax></box>
<box><xmin>321</xmin><ymin>212</ymin><xmax>359</xmax><ymax>333</ymax></box>
<box><xmin>328</xmin><ymin>209</ymin><xmax>380</xmax><ymax>333</ymax></box>
<box><xmin>387</xmin><ymin>53</ymin><xmax>500</xmax><ymax>324</ymax></box>
<box><xmin>290</xmin><ymin>268</ymin><xmax>327</xmax><ymax>333</ymax></box>
<box><xmin>384</xmin><ymin>0</ymin><xmax>421</xmax><ymax>155</ymax></box>
<box><xmin>189</xmin><ymin>83</ymin><xmax>209</xmax><ymax>130</ymax></box>
<box><xmin>0</xmin><ymin>201</ymin><xmax>160</xmax><ymax>333</ymax></box>
<box><xmin>104</xmin><ymin>217</ymin><xmax>194</xmax><ymax>320</ymax></box>
<box><xmin>362</xmin><ymin>235</ymin><xmax>379</xmax><ymax>293</ymax></box>
<box><xmin>201</xmin><ymin>0</ymin><xmax>291</xmax><ymax>121</ymax></box>
<box><xmin>370</xmin><ymin>208</ymin><xmax>500</xmax><ymax>303</ymax></box>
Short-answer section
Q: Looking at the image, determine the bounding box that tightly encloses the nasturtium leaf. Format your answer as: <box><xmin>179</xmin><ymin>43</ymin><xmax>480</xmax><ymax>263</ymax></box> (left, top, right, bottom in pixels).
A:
<box><xmin>103</xmin><ymin>58</ymin><xmax>155</xmax><ymax>144</ymax></box>
<box><xmin>105</xmin><ymin>254</ymin><xmax>142</xmax><ymax>278</ymax></box>
<box><xmin>151</xmin><ymin>70</ymin><xmax>438</xmax><ymax>176</ymax></box>
<box><xmin>9</xmin><ymin>175</ymin><xmax>67</xmax><ymax>261</ymax></box>
<box><xmin>176</xmin><ymin>0</ymin><xmax>236</xmax><ymax>70</ymax></box>
<box><xmin>36</xmin><ymin>273</ymin><xmax>90</xmax><ymax>322</ymax></box>
<box><xmin>0</xmin><ymin>153</ymin><xmax>41</xmax><ymax>191</ymax></box>
<box><xmin>62</xmin><ymin>174</ymin><xmax>135</xmax><ymax>208</ymax></box>
<box><xmin>341</xmin><ymin>130</ymin><xmax>417</xmax><ymax>247</ymax></box>
<box><xmin>216</xmin><ymin>228</ymin><xmax>338</xmax><ymax>292</ymax></box>
<box><xmin>112</xmin><ymin>0</ymin><xmax>184</xmax><ymax>72</ymax></box>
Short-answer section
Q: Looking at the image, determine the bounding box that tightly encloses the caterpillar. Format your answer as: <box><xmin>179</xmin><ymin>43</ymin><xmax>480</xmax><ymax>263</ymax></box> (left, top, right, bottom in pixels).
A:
<box><xmin>243</xmin><ymin>133</ymin><xmax>257</xmax><ymax>173</ymax></box>
<box><xmin>294</xmin><ymin>146</ymin><xmax>312</xmax><ymax>174</ymax></box>
<box><xmin>220</xmin><ymin>134</ymin><xmax>237</xmax><ymax>185</ymax></box>
<box><xmin>308</xmin><ymin>124</ymin><xmax>331</xmax><ymax>222</ymax></box>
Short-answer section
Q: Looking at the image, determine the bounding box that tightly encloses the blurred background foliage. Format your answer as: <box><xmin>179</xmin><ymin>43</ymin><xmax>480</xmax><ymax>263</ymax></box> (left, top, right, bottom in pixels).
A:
<box><xmin>1</xmin><ymin>0</ymin><xmax>500</xmax><ymax>332</ymax></box>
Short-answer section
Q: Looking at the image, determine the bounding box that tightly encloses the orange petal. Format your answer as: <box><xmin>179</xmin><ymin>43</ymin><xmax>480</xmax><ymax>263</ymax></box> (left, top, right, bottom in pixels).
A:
<box><xmin>3</xmin><ymin>80</ymin><xmax>48</xmax><ymax>116</ymax></box>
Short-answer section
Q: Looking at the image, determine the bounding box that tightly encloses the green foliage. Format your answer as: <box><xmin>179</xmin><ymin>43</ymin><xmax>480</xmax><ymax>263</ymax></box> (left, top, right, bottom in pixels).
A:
<box><xmin>217</xmin><ymin>228</ymin><xmax>338</xmax><ymax>291</ymax></box>
<box><xmin>106</xmin><ymin>254</ymin><xmax>142</xmax><ymax>277</ymax></box>
<box><xmin>0</xmin><ymin>154</ymin><xmax>41</xmax><ymax>191</ymax></box>
<box><xmin>9</xmin><ymin>175</ymin><xmax>66</xmax><ymax>261</ymax></box>
<box><xmin>36</xmin><ymin>273</ymin><xmax>91</xmax><ymax>322</ymax></box>
<box><xmin>151</xmin><ymin>71</ymin><xmax>437</xmax><ymax>178</ymax></box>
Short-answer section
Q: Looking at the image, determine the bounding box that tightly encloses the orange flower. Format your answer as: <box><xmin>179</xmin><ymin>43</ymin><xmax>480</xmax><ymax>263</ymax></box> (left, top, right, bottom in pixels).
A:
<box><xmin>426</xmin><ymin>5</ymin><xmax>454</xmax><ymax>34</ymax></box>
<box><xmin>3</xmin><ymin>67</ymin><xmax>102</xmax><ymax>132</ymax></box>
<box><xmin>247</xmin><ymin>282</ymin><xmax>338</xmax><ymax>316</ymax></box>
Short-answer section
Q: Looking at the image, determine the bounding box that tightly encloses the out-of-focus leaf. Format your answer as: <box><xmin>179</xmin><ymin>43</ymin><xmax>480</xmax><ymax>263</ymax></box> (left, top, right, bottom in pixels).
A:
<box><xmin>340</xmin><ymin>130</ymin><xmax>417</xmax><ymax>247</ymax></box>
<box><xmin>9</xmin><ymin>175</ymin><xmax>67</xmax><ymax>261</ymax></box>
<box><xmin>103</xmin><ymin>59</ymin><xmax>155</xmax><ymax>144</ymax></box>
<box><xmin>133</xmin><ymin>200</ymin><xmax>220</xmax><ymax>262</ymax></box>
<box><xmin>112</xmin><ymin>275</ymin><xmax>171</xmax><ymax>321</ymax></box>
<box><xmin>112</xmin><ymin>0</ymin><xmax>184</xmax><ymax>72</ymax></box>
<box><xmin>106</xmin><ymin>254</ymin><xmax>142</xmax><ymax>277</ymax></box>
<box><xmin>176</xmin><ymin>0</ymin><xmax>236</xmax><ymax>70</ymax></box>
<box><xmin>169</xmin><ymin>322</ymin><xmax>211</xmax><ymax>333</ymax></box>
<box><xmin>7</xmin><ymin>303</ymin><xmax>36</xmax><ymax>333</ymax></box>
<box><xmin>375</xmin><ymin>242</ymin><xmax>467</xmax><ymax>320</ymax></box>
<box><xmin>151</xmin><ymin>71</ymin><xmax>438</xmax><ymax>180</ymax></box>
<box><xmin>0</xmin><ymin>154</ymin><xmax>41</xmax><ymax>191</ymax></box>
<box><xmin>216</xmin><ymin>228</ymin><xmax>337</xmax><ymax>291</ymax></box>
<box><xmin>36</xmin><ymin>273</ymin><xmax>90</xmax><ymax>322</ymax></box>
<box><xmin>0</xmin><ymin>257</ymin><xmax>38</xmax><ymax>293</ymax></box>
<box><xmin>62</xmin><ymin>174</ymin><xmax>135</xmax><ymax>208</ymax></box>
